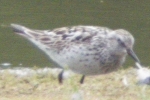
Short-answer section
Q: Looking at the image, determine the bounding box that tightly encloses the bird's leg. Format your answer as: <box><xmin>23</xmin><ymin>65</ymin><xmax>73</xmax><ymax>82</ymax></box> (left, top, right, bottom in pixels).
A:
<box><xmin>80</xmin><ymin>75</ymin><xmax>85</xmax><ymax>84</ymax></box>
<box><xmin>58</xmin><ymin>70</ymin><xmax>64</xmax><ymax>84</ymax></box>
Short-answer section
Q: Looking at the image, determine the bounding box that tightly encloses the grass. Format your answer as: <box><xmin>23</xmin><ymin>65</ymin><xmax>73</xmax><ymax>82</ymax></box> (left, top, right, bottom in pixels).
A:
<box><xmin>0</xmin><ymin>67</ymin><xmax>150</xmax><ymax>100</ymax></box>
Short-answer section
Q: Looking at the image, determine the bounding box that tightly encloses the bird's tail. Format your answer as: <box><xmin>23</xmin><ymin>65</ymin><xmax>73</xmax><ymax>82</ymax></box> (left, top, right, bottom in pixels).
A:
<box><xmin>10</xmin><ymin>24</ymin><xmax>44</xmax><ymax>38</ymax></box>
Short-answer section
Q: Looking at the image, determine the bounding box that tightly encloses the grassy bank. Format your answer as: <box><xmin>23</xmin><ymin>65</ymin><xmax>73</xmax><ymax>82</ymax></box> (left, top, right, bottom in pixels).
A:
<box><xmin>0</xmin><ymin>67</ymin><xmax>150</xmax><ymax>100</ymax></box>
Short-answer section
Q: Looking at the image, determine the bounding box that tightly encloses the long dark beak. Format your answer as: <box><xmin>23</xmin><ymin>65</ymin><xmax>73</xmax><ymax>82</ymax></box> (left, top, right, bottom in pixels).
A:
<box><xmin>127</xmin><ymin>49</ymin><xmax>140</xmax><ymax>63</ymax></box>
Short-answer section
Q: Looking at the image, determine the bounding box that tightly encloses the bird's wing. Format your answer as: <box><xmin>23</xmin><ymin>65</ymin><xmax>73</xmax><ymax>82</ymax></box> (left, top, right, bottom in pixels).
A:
<box><xmin>11</xmin><ymin>24</ymin><xmax>112</xmax><ymax>50</ymax></box>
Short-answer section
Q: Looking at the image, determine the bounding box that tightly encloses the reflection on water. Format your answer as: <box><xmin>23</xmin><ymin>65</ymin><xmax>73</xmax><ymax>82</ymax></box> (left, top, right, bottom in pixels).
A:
<box><xmin>0</xmin><ymin>0</ymin><xmax>150</xmax><ymax>67</ymax></box>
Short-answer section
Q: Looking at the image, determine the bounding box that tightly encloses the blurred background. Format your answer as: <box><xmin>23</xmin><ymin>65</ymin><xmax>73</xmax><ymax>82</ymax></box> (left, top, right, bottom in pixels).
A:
<box><xmin>0</xmin><ymin>0</ymin><xmax>150</xmax><ymax>67</ymax></box>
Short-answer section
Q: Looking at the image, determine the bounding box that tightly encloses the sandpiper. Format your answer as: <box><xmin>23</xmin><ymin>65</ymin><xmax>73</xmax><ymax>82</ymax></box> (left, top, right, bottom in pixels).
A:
<box><xmin>11</xmin><ymin>24</ymin><xmax>140</xmax><ymax>84</ymax></box>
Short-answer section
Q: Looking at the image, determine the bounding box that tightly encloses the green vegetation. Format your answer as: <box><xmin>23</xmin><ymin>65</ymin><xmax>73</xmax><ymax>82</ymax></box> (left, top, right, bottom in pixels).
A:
<box><xmin>0</xmin><ymin>67</ymin><xmax>150</xmax><ymax>100</ymax></box>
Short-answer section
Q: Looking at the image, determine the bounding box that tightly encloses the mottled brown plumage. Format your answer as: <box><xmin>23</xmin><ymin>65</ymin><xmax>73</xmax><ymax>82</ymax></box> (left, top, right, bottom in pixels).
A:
<box><xmin>11</xmin><ymin>24</ymin><xmax>140</xmax><ymax>84</ymax></box>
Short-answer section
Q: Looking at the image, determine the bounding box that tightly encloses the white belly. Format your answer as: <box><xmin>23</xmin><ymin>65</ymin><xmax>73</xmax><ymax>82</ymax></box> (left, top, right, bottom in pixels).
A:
<box><xmin>46</xmin><ymin>46</ymin><xmax>125</xmax><ymax>75</ymax></box>
<box><xmin>30</xmin><ymin>39</ymin><xmax>126</xmax><ymax>75</ymax></box>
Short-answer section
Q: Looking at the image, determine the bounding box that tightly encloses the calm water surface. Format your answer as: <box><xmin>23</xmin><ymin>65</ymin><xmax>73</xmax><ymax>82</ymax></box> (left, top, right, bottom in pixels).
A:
<box><xmin>0</xmin><ymin>0</ymin><xmax>150</xmax><ymax>67</ymax></box>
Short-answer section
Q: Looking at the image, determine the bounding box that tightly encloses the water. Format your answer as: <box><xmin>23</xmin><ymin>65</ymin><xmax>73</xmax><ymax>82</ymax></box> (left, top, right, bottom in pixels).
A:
<box><xmin>0</xmin><ymin>0</ymin><xmax>150</xmax><ymax>67</ymax></box>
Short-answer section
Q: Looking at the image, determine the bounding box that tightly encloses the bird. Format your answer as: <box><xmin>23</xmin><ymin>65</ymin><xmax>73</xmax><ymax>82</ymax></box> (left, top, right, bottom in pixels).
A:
<box><xmin>10</xmin><ymin>24</ymin><xmax>140</xmax><ymax>84</ymax></box>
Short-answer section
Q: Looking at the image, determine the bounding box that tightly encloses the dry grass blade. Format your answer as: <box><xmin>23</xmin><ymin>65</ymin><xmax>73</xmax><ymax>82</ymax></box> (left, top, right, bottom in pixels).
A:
<box><xmin>0</xmin><ymin>67</ymin><xmax>150</xmax><ymax>100</ymax></box>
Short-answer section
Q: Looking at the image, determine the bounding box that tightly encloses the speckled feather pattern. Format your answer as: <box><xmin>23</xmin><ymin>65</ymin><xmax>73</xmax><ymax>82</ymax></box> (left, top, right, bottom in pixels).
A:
<box><xmin>11</xmin><ymin>24</ymin><xmax>135</xmax><ymax>75</ymax></box>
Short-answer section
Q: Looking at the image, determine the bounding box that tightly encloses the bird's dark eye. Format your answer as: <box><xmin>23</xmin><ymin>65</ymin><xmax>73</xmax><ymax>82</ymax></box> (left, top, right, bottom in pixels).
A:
<box><xmin>117</xmin><ymin>38</ymin><xmax>125</xmax><ymax>46</ymax></box>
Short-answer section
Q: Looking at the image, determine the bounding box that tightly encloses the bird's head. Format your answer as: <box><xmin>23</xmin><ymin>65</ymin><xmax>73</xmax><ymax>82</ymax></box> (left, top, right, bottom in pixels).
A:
<box><xmin>108</xmin><ymin>29</ymin><xmax>140</xmax><ymax>63</ymax></box>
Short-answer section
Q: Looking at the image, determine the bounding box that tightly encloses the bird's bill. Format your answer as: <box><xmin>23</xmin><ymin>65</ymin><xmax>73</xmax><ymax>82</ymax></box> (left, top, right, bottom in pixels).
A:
<box><xmin>127</xmin><ymin>49</ymin><xmax>140</xmax><ymax>63</ymax></box>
